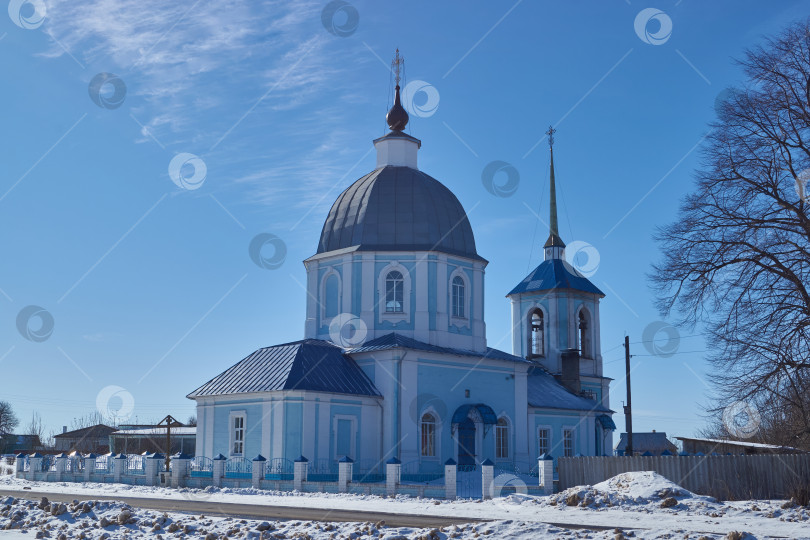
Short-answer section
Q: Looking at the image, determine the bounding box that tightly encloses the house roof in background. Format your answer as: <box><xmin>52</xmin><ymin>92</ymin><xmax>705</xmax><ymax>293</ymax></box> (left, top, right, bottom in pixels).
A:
<box><xmin>54</xmin><ymin>424</ymin><xmax>116</xmax><ymax>439</ymax></box>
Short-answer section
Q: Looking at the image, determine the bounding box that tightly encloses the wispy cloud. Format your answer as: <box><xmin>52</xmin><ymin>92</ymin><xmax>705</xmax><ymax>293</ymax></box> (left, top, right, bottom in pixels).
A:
<box><xmin>40</xmin><ymin>0</ymin><xmax>371</xmax><ymax>213</ymax></box>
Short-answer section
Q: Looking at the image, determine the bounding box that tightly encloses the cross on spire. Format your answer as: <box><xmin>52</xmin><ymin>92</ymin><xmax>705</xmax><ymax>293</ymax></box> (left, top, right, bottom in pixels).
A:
<box><xmin>543</xmin><ymin>125</ymin><xmax>565</xmax><ymax>257</ymax></box>
<box><xmin>392</xmin><ymin>48</ymin><xmax>404</xmax><ymax>87</ymax></box>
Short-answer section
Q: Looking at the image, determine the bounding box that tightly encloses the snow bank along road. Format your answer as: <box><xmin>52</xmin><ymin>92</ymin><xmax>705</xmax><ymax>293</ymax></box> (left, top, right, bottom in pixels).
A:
<box><xmin>1</xmin><ymin>471</ymin><xmax>808</xmax><ymax>538</ymax></box>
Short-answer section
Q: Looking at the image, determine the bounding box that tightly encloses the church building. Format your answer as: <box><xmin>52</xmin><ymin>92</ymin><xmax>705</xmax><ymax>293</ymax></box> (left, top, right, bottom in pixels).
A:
<box><xmin>188</xmin><ymin>58</ymin><xmax>614</xmax><ymax>474</ymax></box>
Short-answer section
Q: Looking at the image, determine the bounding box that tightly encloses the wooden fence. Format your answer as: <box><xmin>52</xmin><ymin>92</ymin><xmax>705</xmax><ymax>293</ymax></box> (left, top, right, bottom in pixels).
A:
<box><xmin>558</xmin><ymin>454</ymin><xmax>810</xmax><ymax>500</ymax></box>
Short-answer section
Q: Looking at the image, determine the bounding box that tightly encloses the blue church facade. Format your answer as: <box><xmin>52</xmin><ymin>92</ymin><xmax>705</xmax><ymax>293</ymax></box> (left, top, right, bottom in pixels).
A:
<box><xmin>188</xmin><ymin>68</ymin><xmax>615</xmax><ymax>473</ymax></box>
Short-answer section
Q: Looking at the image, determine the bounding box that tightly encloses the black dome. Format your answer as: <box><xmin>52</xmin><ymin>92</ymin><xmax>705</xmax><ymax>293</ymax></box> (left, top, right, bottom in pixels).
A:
<box><xmin>318</xmin><ymin>166</ymin><xmax>483</xmax><ymax>260</ymax></box>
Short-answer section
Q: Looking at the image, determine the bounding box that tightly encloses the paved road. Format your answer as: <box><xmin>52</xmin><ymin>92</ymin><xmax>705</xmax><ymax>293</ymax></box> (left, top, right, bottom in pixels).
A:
<box><xmin>0</xmin><ymin>489</ymin><xmax>483</xmax><ymax>528</ymax></box>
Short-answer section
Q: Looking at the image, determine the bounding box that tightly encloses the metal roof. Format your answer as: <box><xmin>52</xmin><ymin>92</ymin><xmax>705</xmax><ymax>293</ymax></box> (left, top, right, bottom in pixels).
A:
<box><xmin>317</xmin><ymin>166</ymin><xmax>484</xmax><ymax>261</ymax></box>
<box><xmin>507</xmin><ymin>258</ymin><xmax>604</xmax><ymax>296</ymax></box>
<box><xmin>615</xmin><ymin>432</ymin><xmax>676</xmax><ymax>452</ymax></box>
<box><xmin>347</xmin><ymin>332</ymin><xmax>530</xmax><ymax>364</ymax></box>
<box><xmin>187</xmin><ymin>339</ymin><xmax>381</xmax><ymax>399</ymax></box>
<box><xmin>527</xmin><ymin>369</ymin><xmax>612</xmax><ymax>412</ymax></box>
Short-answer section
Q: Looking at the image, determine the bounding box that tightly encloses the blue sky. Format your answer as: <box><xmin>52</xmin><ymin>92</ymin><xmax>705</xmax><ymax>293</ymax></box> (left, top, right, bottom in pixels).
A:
<box><xmin>1</xmin><ymin>0</ymin><xmax>807</xmax><ymax>443</ymax></box>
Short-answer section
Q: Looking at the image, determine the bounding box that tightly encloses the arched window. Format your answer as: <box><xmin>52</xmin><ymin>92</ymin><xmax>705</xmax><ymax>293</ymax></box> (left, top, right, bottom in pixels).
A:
<box><xmin>420</xmin><ymin>413</ymin><xmax>436</xmax><ymax>457</ymax></box>
<box><xmin>325</xmin><ymin>274</ymin><xmax>339</xmax><ymax>318</ymax></box>
<box><xmin>385</xmin><ymin>271</ymin><xmax>404</xmax><ymax>313</ymax></box>
<box><xmin>451</xmin><ymin>276</ymin><xmax>465</xmax><ymax>318</ymax></box>
<box><xmin>578</xmin><ymin>310</ymin><xmax>590</xmax><ymax>358</ymax></box>
<box><xmin>530</xmin><ymin>310</ymin><xmax>544</xmax><ymax>357</ymax></box>
<box><xmin>495</xmin><ymin>417</ymin><xmax>509</xmax><ymax>459</ymax></box>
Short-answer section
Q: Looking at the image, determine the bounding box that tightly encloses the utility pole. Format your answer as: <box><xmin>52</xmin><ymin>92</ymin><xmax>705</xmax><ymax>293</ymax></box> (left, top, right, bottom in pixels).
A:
<box><xmin>623</xmin><ymin>335</ymin><xmax>633</xmax><ymax>456</ymax></box>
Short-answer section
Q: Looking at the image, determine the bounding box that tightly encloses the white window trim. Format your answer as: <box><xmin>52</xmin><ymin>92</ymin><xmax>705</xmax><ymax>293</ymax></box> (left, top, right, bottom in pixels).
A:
<box><xmin>229</xmin><ymin>410</ymin><xmax>246</xmax><ymax>457</ymax></box>
<box><xmin>377</xmin><ymin>262</ymin><xmax>411</xmax><ymax>324</ymax></box>
<box><xmin>448</xmin><ymin>267</ymin><xmax>471</xmax><ymax>328</ymax></box>
<box><xmin>562</xmin><ymin>425</ymin><xmax>576</xmax><ymax>458</ymax></box>
<box><xmin>526</xmin><ymin>305</ymin><xmax>547</xmax><ymax>358</ymax></box>
<box><xmin>332</xmin><ymin>414</ymin><xmax>357</xmax><ymax>461</ymax></box>
<box><xmin>494</xmin><ymin>414</ymin><xmax>511</xmax><ymax>460</ymax></box>
<box><xmin>536</xmin><ymin>424</ymin><xmax>552</xmax><ymax>457</ymax></box>
<box><xmin>419</xmin><ymin>406</ymin><xmax>442</xmax><ymax>460</ymax></box>
<box><xmin>320</xmin><ymin>268</ymin><xmax>342</xmax><ymax>322</ymax></box>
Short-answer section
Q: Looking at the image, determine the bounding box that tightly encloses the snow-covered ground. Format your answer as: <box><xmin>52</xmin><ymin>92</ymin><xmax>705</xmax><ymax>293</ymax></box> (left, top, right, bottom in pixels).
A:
<box><xmin>1</xmin><ymin>471</ymin><xmax>808</xmax><ymax>539</ymax></box>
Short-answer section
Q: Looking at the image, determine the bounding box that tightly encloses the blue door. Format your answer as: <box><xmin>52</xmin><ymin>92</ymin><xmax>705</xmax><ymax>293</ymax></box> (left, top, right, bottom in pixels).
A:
<box><xmin>457</xmin><ymin>418</ymin><xmax>476</xmax><ymax>471</ymax></box>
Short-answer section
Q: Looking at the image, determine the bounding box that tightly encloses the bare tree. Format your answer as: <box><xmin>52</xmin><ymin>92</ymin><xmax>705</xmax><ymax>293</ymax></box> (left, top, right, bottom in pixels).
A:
<box><xmin>186</xmin><ymin>415</ymin><xmax>197</xmax><ymax>427</ymax></box>
<box><xmin>70</xmin><ymin>411</ymin><xmax>113</xmax><ymax>430</ymax></box>
<box><xmin>0</xmin><ymin>401</ymin><xmax>19</xmax><ymax>435</ymax></box>
<box><xmin>651</xmin><ymin>19</ymin><xmax>810</xmax><ymax>449</ymax></box>
<box><xmin>25</xmin><ymin>412</ymin><xmax>45</xmax><ymax>449</ymax></box>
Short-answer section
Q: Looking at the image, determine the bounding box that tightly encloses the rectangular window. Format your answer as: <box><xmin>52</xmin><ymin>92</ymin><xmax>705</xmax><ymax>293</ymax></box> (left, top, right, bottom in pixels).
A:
<box><xmin>538</xmin><ymin>428</ymin><xmax>550</xmax><ymax>456</ymax></box>
<box><xmin>563</xmin><ymin>428</ymin><xmax>574</xmax><ymax>457</ymax></box>
<box><xmin>231</xmin><ymin>415</ymin><xmax>245</xmax><ymax>455</ymax></box>
<box><xmin>421</xmin><ymin>417</ymin><xmax>436</xmax><ymax>457</ymax></box>
<box><xmin>495</xmin><ymin>423</ymin><xmax>509</xmax><ymax>459</ymax></box>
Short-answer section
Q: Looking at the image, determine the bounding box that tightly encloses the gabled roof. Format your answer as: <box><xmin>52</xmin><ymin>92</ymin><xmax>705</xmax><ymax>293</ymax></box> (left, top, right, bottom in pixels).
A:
<box><xmin>507</xmin><ymin>258</ymin><xmax>604</xmax><ymax>297</ymax></box>
<box><xmin>615</xmin><ymin>432</ymin><xmax>677</xmax><ymax>453</ymax></box>
<box><xmin>527</xmin><ymin>369</ymin><xmax>611</xmax><ymax>412</ymax></box>
<box><xmin>54</xmin><ymin>424</ymin><xmax>116</xmax><ymax>439</ymax></box>
<box><xmin>187</xmin><ymin>339</ymin><xmax>381</xmax><ymax>399</ymax></box>
<box><xmin>347</xmin><ymin>332</ymin><xmax>530</xmax><ymax>364</ymax></box>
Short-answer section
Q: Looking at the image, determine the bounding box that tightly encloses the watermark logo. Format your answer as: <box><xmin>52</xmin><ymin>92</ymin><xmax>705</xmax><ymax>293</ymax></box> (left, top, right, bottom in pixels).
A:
<box><xmin>481</xmin><ymin>161</ymin><xmax>520</xmax><ymax>198</ymax></box>
<box><xmin>722</xmin><ymin>400</ymin><xmax>761</xmax><ymax>439</ymax></box>
<box><xmin>88</xmin><ymin>73</ymin><xmax>127</xmax><ymax>110</ymax></box>
<box><xmin>641</xmin><ymin>321</ymin><xmax>680</xmax><ymax>358</ymax></box>
<box><xmin>564</xmin><ymin>240</ymin><xmax>600</xmax><ymax>278</ymax></box>
<box><xmin>321</xmin><ymin>0</ymin><xmax>359</xmax><ymax>37</ymax></box>
<box><xmin>634</xmin><ymin>8</ymin><xmax>672</xmax><ymax>45</ymax></box>
<box><xmin>328</xmin><ymin>313</ymin><xmax>368</xmax><ymax>347</ymax></box>
<box><xmin>491</xmin><ymin>473</ymin><xmax>528</xmax><ymax>507</ymax></box>
<box><xmin>401</xmin><ymin>80</ymin><xmax>440</xmax><ymax>118</ymax></box>
<box><xmin>168</xmin><ymin>153</ymin><xmax>207</xmax><ymax>191</ymax></box>
<box><xmin>16</xmin><ymin>305</ymin><xmax>54</xmax><ymax>342</ymax></box>
<box><xmin>8</xmin><ymin>0</ymin><xmax>45</xmax><ymax>29</ymax></box>
<box><xmin>96</xmin><ymin>385</ymin><xmax>135</xmax><ymax>423</ymax></box>
<box><xmin>249</xmin><ymin>233</ymin><xmax>287</xmax><ymax>270</ymax></box>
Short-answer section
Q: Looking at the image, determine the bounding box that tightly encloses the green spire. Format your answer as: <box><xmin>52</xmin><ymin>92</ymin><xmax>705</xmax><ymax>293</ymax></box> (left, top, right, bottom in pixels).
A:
<box><xmin>544</xmin><ymin>126</ymin><xmax>565</xmax><ymax>249</ymax></box>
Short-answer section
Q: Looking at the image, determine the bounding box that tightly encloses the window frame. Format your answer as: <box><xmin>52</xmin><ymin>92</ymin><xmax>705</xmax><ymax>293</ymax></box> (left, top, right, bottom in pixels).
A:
<box><xmin>420</xmin><ymin>412</ymin><xmax>437</xmax><ymax>458</ymax></box>
<box><xmin>577</xmin><ymin>308</ymin><xmax>591</xmax><ymax>359</ymax></box>
<box><xmin>385</xmin><ymin>270</ymin><xmax>405</xmax><ymax>313</ymax></box>
<box><xmin>229</xmin><ymin>411</ymin><xmax>246</xmax><ymax>457</ymax></box>
<box><xmin>563</xmin><ymin>427</ymin><xmax>575</xmax><ymax>457</ymax></box>
<box><xmin>528</xmin><ymin>308</ymin><xmax>545</xmax><ymax>358</ymax></box>
<box><xmin>495</xmin><ymin>417</ymin><xmax>510</xmax><ymax>460</ymax></box>
<box><xmin>320</xmin><ymin>268</ymin><xmax>342</xmax><ymax>321</ymax></box>
<box><xmin>451</xmin><ymin>276</ymin><xmax>466</xmax><ymax>318</ymax></box>
<box><xmin>377</xmin><ymin>263</ymin><xmax>411</xmax><ymax>324</ymax></box>
<box><xmin>537</xmin><ymin>426</ymin><xmax>551</xmax><ymax>457</ymax></box>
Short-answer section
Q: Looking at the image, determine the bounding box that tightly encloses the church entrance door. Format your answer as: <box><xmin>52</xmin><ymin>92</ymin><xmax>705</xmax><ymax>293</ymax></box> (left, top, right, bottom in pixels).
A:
<box><xmin>457</xmin><ymin>418</ymin><xmax>476</xmax><ymax>471</ymax></box>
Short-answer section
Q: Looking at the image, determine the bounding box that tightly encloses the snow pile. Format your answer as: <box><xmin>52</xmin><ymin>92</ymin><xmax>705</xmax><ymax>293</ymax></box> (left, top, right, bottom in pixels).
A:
<box><xmin>541</xmin><ymin>471</ymin><xmax>704</xmax><ymax>511</ymax></box>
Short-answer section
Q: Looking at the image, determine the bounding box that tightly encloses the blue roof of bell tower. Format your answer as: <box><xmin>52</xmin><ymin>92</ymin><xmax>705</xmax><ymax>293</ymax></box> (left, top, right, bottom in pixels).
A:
<box><xmin>507</xmin><ymin>258</ymin><xmax>604</xmax><ymax>297</ymax></box>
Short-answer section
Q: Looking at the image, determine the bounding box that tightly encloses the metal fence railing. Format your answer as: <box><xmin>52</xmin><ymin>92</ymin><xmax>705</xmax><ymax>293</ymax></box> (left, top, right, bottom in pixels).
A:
<box><xmin>190</xmin><ymin>456</ymin><xmax>213</xmax><ymax>477</ymax></box>
<box><xmin>224</xmin><ymin>457</ymin><xmax>252</xmax><ymax>479</ymax></box>
<box><xmin>264</xmin><ymin>458</ymin><xmax>293</xmax><ymax>480</ymax></box>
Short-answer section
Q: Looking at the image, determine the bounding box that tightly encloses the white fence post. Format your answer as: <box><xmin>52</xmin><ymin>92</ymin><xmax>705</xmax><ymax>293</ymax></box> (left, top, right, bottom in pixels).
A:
<box><xmin>251</xmin><ymin>455</ymin><xmax>265</xmax><ymax>489</ymax></box>
<box><xmin>386</xmin><ymin>458</ymin><xmax>401</xmax><ymax>496</ymax></box>
<box><xmin>28</xmin><ymin>454</ymin><xmax>42</xmax><ymax>481</ymax></box>
<box><xmin>338</xmin><ymin>457</ymin><xmax>353</xmax><ymax>493</ymax></box>
<box><xmin>212</xmin><ymin>454</ymin><xmax>225</xmax><ymax>488</ymax></box>
<box><xmin>144</xmin><ymin>454</ymin><xmax>160</xmax><ymax>487</ymax></box>
<box><xmin>444</xmin><ymin>459</ymin><xmax>457</xmax><ymax>500</ymax></box>
<box><xmin>294</xmin><ymin>456</ymin><xmax>308</xmax><ymax>491</ymax></box>
<box><xmin>54</xmin><ymin>453</ymin><xmax>67</xmax><ymax>481</ymax></box>
<box><xmin>539</xmin><ymin>454</ymin><xmax>554</xmax><ymax>495</ymax></box>
<box><xmin>113</xmin><ymin>454</ymin><xmax>126</xmax><ymax>483</ymax></box>
<box><xmin>83</xmin><ymin>454</ymin><xmax>96</xmax><ymax>482</ymax></box>
<box><xmin>14</xmin><ymin>454</ymin><xmax>25</xmax><ymax>479</ymax></box>
<box><xmin>481</xmin><ymin>459</ymin><xmax>494</xmax><ymax>500</ymax></box>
